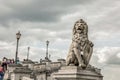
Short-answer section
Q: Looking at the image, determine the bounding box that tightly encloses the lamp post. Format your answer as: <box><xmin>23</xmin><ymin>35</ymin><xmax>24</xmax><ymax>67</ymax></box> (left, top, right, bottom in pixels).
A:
<box><xmin>27</xmin><ymin>47</ymin><xmax>30</xmax><ymax>60</ymax></box>
<box><xmin>15</xmin><ymin>31</ymin><xmax>21</xmax><ymax>64</ymax></box>
<box><xmin>46</xmin><ymin>40</ymin><xmax>49</xmax><ymax>59</ymax></box>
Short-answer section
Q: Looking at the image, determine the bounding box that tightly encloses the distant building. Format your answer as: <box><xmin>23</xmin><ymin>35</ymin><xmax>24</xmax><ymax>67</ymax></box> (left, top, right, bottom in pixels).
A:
<box><xmin>6</xmin><ymin>58</ymin><xmax>66</xmax><ymax>80</ymax></box>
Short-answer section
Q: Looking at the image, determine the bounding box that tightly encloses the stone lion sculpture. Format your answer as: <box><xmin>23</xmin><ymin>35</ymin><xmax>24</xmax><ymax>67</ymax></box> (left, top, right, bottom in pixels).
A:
<box><xmin>66</xmin><ymin>19</ymin><xmax>94</xmax><ymax>69</ymax></box>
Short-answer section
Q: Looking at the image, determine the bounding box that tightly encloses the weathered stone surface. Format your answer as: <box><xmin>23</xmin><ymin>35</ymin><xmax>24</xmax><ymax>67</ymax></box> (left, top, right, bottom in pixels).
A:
<box><xmin>8</xmin><ymin>64</ymin><xmax>23</xmax><ymax>67</ymax></box>
<box><xmin>53</xmin><ymin>66</ymin><xmax>103</xmax><ymax>80</ymax></box>
<box><xmin>13</xmin><ymin>67</ymin><xmax>32</xmax><ymax>74</ymax></box>
<box><xmin>22</xmin><ymin>60</ymin><xmax>34</xmax><ymax>64</ymax></box>
<box><xmin>66</xmin><ymin>19</ymin><xmax>94</xmax><ymax>69</ymax></box>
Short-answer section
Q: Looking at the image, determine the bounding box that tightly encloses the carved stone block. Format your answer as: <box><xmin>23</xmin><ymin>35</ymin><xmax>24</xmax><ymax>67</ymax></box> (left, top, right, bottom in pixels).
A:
<box><xmin>53</xmin><ymin>66</ymin><xmax>103</xmax><ymax>80</ymax></box>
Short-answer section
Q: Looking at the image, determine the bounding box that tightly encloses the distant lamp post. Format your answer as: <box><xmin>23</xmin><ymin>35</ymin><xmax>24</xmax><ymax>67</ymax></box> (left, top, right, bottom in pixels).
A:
<box><xmin>27</xmin><ymin>47</ymin><xmax>30</xmax><ymax>60</ymax></box>
<box><xmin>46</xmin><ymin>40</ymin><xmax>49</xmax><ymax>59</ymax></box>
<box><xmin>49</xmin><ymin>54</ymin><xmax>51</xmax><ymax>60</ymax></box>
<box><xmin>15</xmin><ymin>31</ymin><xmax>21</xmax><ymax>64</ymax></box>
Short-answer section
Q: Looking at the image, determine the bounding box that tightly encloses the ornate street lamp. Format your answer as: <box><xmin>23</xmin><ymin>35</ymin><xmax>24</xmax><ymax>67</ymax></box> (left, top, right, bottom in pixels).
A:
<box><xmin>27</xmin><ymin>47</ymin><xmax>30</xmax><ymax>60</ymax></box>
<box><xmin>15</xmin><ymin>31</ymin><xmax>21</xmax><ymax>64</ymax></box>
<box><xmin>46</xmin><ymin>40</ymin><xmax>49</xmax><ymax>59</ymax></box>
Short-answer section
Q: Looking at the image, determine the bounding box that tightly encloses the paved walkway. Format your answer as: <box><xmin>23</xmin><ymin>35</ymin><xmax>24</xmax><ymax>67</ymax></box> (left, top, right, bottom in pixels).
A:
<box><xmin>3</xmin><ymin>71</ymin><xmax>8</xmax><ymax>80</ymax></box>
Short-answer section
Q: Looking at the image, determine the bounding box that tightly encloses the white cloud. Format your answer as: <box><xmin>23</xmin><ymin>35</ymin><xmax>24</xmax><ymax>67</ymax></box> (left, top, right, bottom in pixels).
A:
<box><xmin>93</xmin><ymin>47</ymin><xmax>120</xmax><ymax>64</ymax></box>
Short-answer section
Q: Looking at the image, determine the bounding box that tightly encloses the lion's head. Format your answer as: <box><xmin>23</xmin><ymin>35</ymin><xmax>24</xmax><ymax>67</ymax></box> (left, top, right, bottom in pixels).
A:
<box><xmin>73</xmin><ymin>19</ymin><xmax>87</xmax><ymax>35</ymax></box>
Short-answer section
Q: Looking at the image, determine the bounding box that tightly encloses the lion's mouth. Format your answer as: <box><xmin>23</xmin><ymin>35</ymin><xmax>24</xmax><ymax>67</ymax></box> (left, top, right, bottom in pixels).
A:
<box><xmin>77</xmin><ymin>27</ymin><xmax>82</xmax><ymax>30</ymax></box>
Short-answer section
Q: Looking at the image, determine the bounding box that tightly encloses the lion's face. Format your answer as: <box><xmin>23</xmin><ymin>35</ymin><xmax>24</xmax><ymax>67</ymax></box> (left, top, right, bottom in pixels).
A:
<box><xmin>74</xmin><ymin>22</ymin><xmax>84</xmax><ymax>34</ymax></box>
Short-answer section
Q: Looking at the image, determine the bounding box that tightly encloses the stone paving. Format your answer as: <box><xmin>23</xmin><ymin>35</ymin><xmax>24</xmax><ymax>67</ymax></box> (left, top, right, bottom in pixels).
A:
<box><xmin>3</xmin><ymin>71</ymin><xmax>8</xmax><ymax>80</ymax></box>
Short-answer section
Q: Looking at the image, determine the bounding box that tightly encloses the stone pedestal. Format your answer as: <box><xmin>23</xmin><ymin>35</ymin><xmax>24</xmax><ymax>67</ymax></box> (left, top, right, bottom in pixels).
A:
<box><xmin>53</xmin><ymin>66</ymin><xmax>103</xmax><ymax>80</ymax></box>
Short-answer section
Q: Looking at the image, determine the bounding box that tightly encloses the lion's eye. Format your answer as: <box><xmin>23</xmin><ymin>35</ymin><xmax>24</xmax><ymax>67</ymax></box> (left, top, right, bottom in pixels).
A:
<box><xmin>76</xmin><ymin>23</ymin><xmax>80</xmax><ymax>26</ymax></box>
<box><xmin>80</xmin><ymin>24</ymin><xmax>83</xmax><ymax>26</ymax></box>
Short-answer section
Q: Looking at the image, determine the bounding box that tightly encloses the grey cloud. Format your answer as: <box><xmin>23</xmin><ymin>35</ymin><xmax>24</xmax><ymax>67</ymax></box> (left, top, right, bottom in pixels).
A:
<box><xmin>94</xmin><ymin>47</ymin><xmax>120</xmax><ymax>65</ymax></box>
<box><xmin>106</xmin><ymin>54</ymin><xmax>120</xmax><ymax>65</ymax></box>
<box><xmin>102</xmin><ymin>65</ymin><xmax>120</xmax><ymax>80</ymax></box>
<box><xmin>0</xmin><ymin>0</ymin><xmax>94</xmax><ymax>26</ymax></box>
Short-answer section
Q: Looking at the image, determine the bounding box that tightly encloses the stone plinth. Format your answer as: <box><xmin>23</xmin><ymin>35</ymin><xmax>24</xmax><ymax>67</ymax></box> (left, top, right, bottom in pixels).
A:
<box><xmin>53</xmin><ymin>66</ymin><xmax>103</xmax><ymax>80</ymax></box>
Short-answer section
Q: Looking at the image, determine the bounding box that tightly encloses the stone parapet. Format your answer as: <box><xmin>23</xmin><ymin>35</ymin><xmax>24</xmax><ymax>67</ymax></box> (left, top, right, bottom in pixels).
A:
<box><xmin>53</xmin><ymin>66</ymin><xmax>103</xmax><ymax>80</ymax></box>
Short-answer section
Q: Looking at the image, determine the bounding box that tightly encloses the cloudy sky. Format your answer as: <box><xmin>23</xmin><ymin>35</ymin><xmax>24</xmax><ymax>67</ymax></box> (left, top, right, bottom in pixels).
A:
<box><xmin>0</xmin><ymin>0</ymin><xmax>120</xmax><ymax>80</ymax></box>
